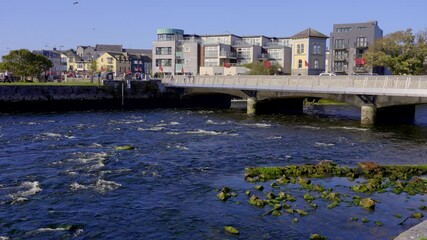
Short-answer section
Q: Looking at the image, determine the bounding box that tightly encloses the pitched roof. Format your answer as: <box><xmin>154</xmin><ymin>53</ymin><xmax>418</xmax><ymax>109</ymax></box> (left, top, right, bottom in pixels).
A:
<box><xmin>291</xmin><ymin>28</ymin><xmax>329</xmax><ymax>39</ymax></box>
<box><xmin>95</xmin><ymin>44</ymin><xmax>123</xmax><ymax>52</ymax></box>
<box><xmin>125</xmin><ymin>48</ymin><xmax>151</xmax><ymax>56</ymax></box>
<box><xmin>104</xmin><ymin>51</ymin><xmax>127</xmax><ymax>60</ymax></box>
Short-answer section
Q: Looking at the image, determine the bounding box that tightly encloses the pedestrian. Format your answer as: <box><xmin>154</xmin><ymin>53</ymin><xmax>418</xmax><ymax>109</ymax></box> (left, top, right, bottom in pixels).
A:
<box><xmin>4</xmin><ymin>70</ymin><xmax>11</xmax><ymax>83</ymax></box>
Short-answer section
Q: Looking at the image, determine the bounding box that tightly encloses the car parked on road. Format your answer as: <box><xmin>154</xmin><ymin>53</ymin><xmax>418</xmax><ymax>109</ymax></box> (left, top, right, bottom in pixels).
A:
<box><xmin>319</xmin><ymin>72</ymin><xmax>337</xmax><ymax>76</ymax></box>
<box><xmin>354</xmin><ymin>73</ymin><xmax>378</xmax><ymax>76</ymax></box>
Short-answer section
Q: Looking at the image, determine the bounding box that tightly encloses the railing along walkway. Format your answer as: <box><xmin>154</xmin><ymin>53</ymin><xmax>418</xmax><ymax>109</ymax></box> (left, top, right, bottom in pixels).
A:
<box><xmin>163</xmin><ymin>75</ymin><xmax>427</xmax><ymax>98</ymax></box>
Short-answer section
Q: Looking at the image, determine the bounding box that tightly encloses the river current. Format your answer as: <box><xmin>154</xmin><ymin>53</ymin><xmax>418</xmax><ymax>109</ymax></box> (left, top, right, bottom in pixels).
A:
<box><xmin>1</xmin><ymin>105</ymin><xmax>427</xmax><ymax>239</ymax></box>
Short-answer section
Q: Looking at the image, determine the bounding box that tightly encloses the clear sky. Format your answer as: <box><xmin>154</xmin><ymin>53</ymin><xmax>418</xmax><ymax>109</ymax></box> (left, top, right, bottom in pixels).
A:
<box><xmin>1</xmin><ymin>0</ymin><xmax>426</xmax><ymax>58</ymax></box>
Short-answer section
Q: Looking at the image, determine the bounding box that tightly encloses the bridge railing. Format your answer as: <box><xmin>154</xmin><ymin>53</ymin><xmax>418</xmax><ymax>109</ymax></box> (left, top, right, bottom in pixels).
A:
<box><xmin>162</xmin><ymin>75</ymin><xmax>427</xmax><ymax>97</ymax></box>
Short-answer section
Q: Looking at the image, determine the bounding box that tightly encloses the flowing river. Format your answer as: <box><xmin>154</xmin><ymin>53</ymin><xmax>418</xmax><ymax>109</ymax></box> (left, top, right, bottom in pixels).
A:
<box><xmin>1</xmin><ymin>105</ymin><xmax>427</xmax><ymax>239</ymax></box>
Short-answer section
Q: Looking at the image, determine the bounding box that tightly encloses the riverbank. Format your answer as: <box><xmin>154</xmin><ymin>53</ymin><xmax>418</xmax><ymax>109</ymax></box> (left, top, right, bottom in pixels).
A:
<box><xmin>0</xmin><ymin>80</ymin><xmax>178</xmax><ymax>112</ymax></box>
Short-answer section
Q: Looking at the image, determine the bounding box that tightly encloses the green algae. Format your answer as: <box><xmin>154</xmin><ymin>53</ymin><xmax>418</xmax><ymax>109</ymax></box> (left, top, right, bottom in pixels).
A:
<box><xmin>245</xmin><ymin>162</ymin><xmax>427</xmax><ymax>196</ymax></box>
<box><xmin>216</xmin><ymin>187</ymin><xmax>236</xmax><ymax>202</ymax></box>
<box><xmin>216</xmin><ymin>161</ymin><xmax>427</xmax><ymax>236</ymax></box>
<box><xmin>224</xmin><ymin>225</ymin><xmax>239</xmax><ymax>235</ymax></box>
<box><xmin>309</xmin><ymin>233</ymin><xmax>327</xmax><ymax>240</ymax></box>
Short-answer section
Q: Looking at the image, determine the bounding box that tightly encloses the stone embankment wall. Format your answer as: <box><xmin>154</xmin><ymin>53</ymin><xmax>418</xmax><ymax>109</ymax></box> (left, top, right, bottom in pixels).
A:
<box><xmin>0</xmin><ymin>80</ymin><xmax>175</xmax><ymax>112</ymax></box>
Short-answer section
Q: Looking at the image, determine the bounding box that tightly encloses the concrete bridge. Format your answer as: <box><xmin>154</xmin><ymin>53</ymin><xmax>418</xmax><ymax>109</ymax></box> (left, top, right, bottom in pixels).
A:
<box><xmin>162</xmin><ymin>75</ymin><xmax>427</xmax><ymax>124</ymax></box>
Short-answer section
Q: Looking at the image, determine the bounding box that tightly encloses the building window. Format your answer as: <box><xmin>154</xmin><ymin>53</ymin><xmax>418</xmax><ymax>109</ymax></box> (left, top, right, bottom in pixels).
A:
<box><xmin>185</xmin><ymin>47</ymin><xmax>190</xmax><ymax>52</ymax></box>
<box><xmin>101</xmin><ymin>58</ymin><xmax>104</xmax><ymax>63</ymax></box>
<box><xmin>297</xmin><ymin>44</ymin><xmax>301</xmax><ymax>54</ymax></box>
<box><xmin>204</xmin><ymin>46</ymin><xmax>218</xmax><ymax>58</ymax></box>
<box><xmin>204</xmin><ymin>58</ymin><xmax>218</xmax><ymax>67</ymax></box>
<box><xmin>236</xmin><ymin>48</ymin><xmax>251</xmax><ymax>59</ymax></box>
<box><xmin>156</xmin><ymin>47</ymin><xmax>172</xmax><ymax>55</ymax></box>
<box><xmin>356</xmin><ymin>37</ymin><xmax>368</xmax><ymax>48</ymax></box>
<box><xmin>156</xmin><ymin>59</ymin><xmax>172</xmax><ymax>67</ymax></box>
<box><xmin>313</xmin><ymin>44</ymin><xmax>321</xmax><ymax>54</ymax></box>
<box><xmin>314</xmin><ymin>59</ymin><xmax>319</xmax><ymax>69</ymax></box>
<box><xmin>334</xmin><ymin>39</ymin><xmax>346</xmax><ymax>49</ymax></box>
<box><xmin>357</xmin><ymin>27</ymin><xmax>367</xmax><ymax>30</ymax></box>
<box><xmin>336</xmin><ymin>27</ymin><xmax>352</xmax><ymax>33</ymax></box>
<box><xmin>301</xmin><ymin>44</ymin><xmax>304</xmax><ymax>54</ymax></box>
<box><xmin>185</xmin><ymin>59</ymin><xmax>190</xmax><ymax>64</ymax></box>
<box><xmin>298</xmin><ymin>60</ymin><xmax>302</xmax><ymax>68</ymax></box>
<box><xmin>107</xmin><ymin>58</ymin><xmax>113</xmax><ymax>64</ymax></box>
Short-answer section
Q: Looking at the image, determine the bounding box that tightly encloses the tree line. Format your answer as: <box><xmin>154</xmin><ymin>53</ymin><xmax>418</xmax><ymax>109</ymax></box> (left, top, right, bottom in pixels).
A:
<box><xmin>0</xmin><ymin>49</ymin><xmax>53</xmax><ymax>81</ymax></box>
<box><xmin>365</xmin><ymin>28</ymin><xmax>427</xmax><ymax>75</ymax></box>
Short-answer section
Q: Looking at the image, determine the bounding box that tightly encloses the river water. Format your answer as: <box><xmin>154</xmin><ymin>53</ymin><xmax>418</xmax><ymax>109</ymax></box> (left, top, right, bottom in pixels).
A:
<box><xmin>1</xmin><ymin>105</ymin><xmax>427</xmax><ymax>239</ymax></box>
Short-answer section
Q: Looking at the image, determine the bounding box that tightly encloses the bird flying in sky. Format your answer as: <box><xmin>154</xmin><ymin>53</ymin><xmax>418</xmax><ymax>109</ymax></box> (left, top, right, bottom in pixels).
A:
<box><xmin>73</xmin><ymin>1</ymin><xmax>78</xmax><ymax>5</ymax></box>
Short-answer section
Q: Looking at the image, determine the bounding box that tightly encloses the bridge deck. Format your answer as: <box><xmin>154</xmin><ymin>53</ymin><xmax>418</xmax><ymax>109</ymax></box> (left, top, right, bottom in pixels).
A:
<box><xmin>163</xmin><ymin>75</ymin><xmax>427</xmax><ymax>98</ymax></box>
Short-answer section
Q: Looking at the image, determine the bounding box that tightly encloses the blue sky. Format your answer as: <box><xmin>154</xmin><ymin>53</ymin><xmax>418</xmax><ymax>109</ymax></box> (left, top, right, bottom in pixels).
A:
<box><xmin>1</xmin><ymin>0</ymin><xmax>426</xmax><ymax>58</ymax></box>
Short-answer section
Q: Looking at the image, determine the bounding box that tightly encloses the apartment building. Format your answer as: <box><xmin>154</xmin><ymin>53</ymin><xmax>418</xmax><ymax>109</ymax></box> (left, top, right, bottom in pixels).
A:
<box><xmin>152</xmin><ymin>28</ymin><xmax>293</xmax><ymax>76</ymax></box>
<box><xmin>330</xmin><ymin>21</ymin><xmax>383</xmax><ymax>75</ymax></box>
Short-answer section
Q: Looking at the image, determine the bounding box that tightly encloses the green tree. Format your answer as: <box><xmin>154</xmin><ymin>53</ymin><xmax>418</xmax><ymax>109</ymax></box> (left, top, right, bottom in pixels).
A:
<box><xmin>243</xmin><ymin>61</ymin><xmax>281</xmax><ymax>75</ymax></box>
<box><xmin>90</xmin><ymin>60</ymin><xmax>98</xmax><ymax>74</ymax></box>
<box><xmin>0</xmin><ymin>49</ymin><xmax>53</xmax><ymax>81</ymax></box>
<box><xmin>364</xmin><ymin>29</ymin><xmax>427</xmax><ymax>75</ymax></box>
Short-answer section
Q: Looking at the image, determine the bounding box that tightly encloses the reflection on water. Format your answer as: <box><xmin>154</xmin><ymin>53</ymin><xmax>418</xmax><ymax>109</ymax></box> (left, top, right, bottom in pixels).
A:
<box><xmin>0</xmin><ymin>105</ymin><xmax>426</xmax><ymax>239</ymax></box>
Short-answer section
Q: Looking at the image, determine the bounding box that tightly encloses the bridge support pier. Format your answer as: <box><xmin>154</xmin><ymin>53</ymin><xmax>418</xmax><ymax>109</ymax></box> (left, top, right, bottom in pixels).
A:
<box><xmin>361</xmin><ymin>104</ymin><xmax>376</xmax><ymax>125</ymax></box>
<box><xmin>247</xmin><ymin>97</ymin><xmax>257</xmax><ymax>115</ymax></box>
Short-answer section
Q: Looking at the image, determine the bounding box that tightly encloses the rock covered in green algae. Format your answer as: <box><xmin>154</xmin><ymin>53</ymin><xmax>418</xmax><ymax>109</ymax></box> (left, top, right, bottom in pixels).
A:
<box><xmin>216</xmin><ymin>187</ymin><xmax>236</xmax><ymax>202</ymax></box>
<box><xmin>244</xmin><ymin>161</ymin><xmax>427</xmax><ymax>196</ymax></box>
<box><xmin>309</xmin><ymin>233</ymin><xmax>327</xmax><ymax>240</ymax></box>
<box><xmin>359</xmin><ymin>198</ymin><xmax>375</xmax><ymax>210</ymax></box>
<box><xmin>224</xmin><ymin>225</ymin><xmax>239</xmax><ymax>235</ymax></box>
<box><xmin>248</xmin><ymin>195</ymin><xmax>266</xmax><ymax>208</ymax></box>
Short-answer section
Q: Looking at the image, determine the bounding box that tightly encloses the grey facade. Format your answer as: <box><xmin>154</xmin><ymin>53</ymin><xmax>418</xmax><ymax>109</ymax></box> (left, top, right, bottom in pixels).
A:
<box><xmin>152</xmin><ymin>28</ymin><xmax>293</xmax><ymax>76</ymax></box>
<box><xmin>33</xmin><ymin>50</ymin><xmax>62</xmax><ymax>74</ymax></box>
<box><xmin>330</xmin><ymin>21</ymin><xmax>383</xmax><ymax>75</ymax></box>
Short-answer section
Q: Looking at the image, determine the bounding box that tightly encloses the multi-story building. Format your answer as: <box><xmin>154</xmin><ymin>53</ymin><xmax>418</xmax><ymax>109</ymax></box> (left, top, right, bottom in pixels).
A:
<box><xmin>291</xmin><ymin>28</ymin><xmax>329</xmax><ymax>76</ymax></box>
<box><xmin>152</xmin><ymin>28</ymin><xmax>184</xmax><ymax>76</ymax></box>
<box><xmin>96</xmin><ymin>52</ymin><xmax>131</xmax><ymax>75</ymax></box>
<box><xmin>33</xmin><ymin>50</ymin><xmax>62</xmax><ymax>75</ymax></box>
<box><xmin>125</xmin><ymin>48</ymin><xmax>153</xmax><ymax>76</ymax></box>
<box><xmin>330</xmin><ymin>21</ymin><xmax>383</xmax><ymax>75</ymax></box>
<box><xmin>152</xmin><ymin>28</ymin><xmax>293</xmax><ymax>76</ymax></box>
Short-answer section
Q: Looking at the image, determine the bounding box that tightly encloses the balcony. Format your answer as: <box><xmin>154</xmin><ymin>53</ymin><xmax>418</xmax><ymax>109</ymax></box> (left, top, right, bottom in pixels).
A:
<box><xmin>355</xmin><ymin>58</ymin><xmax>366</xmax><ymax>66</ymax></box>
<box><xmin>233</xmin><ymin>40</ymin><xmax>252</xmax><ymax>46</ymax></box>
<box><xmin>265</xmin><ymin>42</ymin><xmax>288</xmax><ymax>47</ymax></box>
<box><xmin>355</xmin><ymin>42</ymin><xmax>369</xmax><ymax>48</ymax></box>
<box><xmin>354</xmin><ymin>66</ymin><xmax>368</xmax><ymax>73</ymax></box>
<box><xmin>333</xmin><ymin>43</ymin><xmax>349</xmax><ymax>50</ymax></box>
<box><xmin>334</xmin><ymin>55</ymin><xmax>348</xmax><ymax>61</ymax></box>
<box><xmin>333</xmin><ymin>66</ymin><xmax>347</xmax><ymax>73</ymax></box>
<box><xmin>258</xmin><ymin>53</ymin><xmax>271</xmax><ymax>60</ymax></box>
<box><xmin>219</xmin><ymin>51</ymin><xmax>237</xmax><ymax>59</ymax></box>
